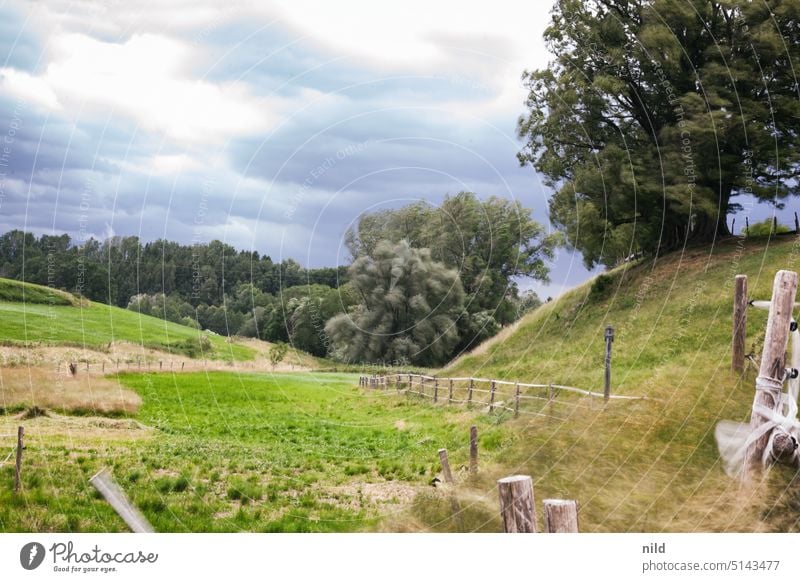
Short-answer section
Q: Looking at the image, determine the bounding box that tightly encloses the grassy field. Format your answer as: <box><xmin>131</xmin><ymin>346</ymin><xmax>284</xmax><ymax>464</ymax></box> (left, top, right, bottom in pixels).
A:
<box><xmin>442</xmin><ymin>234</ymin><xmax>800</xmax><ymax>532</ymax></box>
<box><xmin>0</xmin><ymin>278</ymin><xmax>80</xmax><ymax>306</ymax></box>
<box><xmin>0</xmin><ymin>371</ymin><xmax>507</xmax><ymax>532</ymax></box>
<box><xmin>0</xmin><ymin>277</ymin><xmax>254</xmax><ymax>361</ymax></box>
<box><xmin>3</xmin><ymin>237</ymin><xmax>800</xmax><ymax>533</ymax></box>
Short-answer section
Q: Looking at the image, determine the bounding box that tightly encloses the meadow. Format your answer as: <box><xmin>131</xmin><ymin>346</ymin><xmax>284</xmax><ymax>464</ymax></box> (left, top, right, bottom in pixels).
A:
<box><xmin>0</xmin><ymin>371</ymin><xmax>507</xmax><ymax>532</ymax></box>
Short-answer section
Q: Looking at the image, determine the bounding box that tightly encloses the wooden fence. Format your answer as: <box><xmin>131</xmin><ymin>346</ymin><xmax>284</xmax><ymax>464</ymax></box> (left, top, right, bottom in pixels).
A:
<box><xmin>360</xmin><ymin>373</ymin><xmax>652</xmax><ymax>420</ymax></box>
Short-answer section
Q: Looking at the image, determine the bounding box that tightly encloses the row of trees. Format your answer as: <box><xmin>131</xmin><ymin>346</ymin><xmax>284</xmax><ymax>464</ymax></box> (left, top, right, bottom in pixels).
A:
<box><xmin>0</xmin><ymin>193</ymin><xmax>549</xmax><ymax>364</ymax></box>
<box><xmin>0</xmin><ymin>230</ymin><xmax>346</xmax><ymax>308</ymax></box>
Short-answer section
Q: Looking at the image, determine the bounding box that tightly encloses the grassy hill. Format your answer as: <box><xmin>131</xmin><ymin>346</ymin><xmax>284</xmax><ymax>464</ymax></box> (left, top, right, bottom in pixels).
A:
<box><xmin>435</xmin><ymin>234</ymin><xmax>800</xmax><ymax>532</ymax></box>
<box><xmin>0</xmin><ymin>277</ymin><xmax>254</xmax><ymax>361</ymax></box>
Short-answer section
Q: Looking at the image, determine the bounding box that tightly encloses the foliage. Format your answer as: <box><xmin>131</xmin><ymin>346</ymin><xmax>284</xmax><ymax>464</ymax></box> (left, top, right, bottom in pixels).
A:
<box><xmin>326</xmin><ymin>240</ymin><xmax>465</xmax><ymax>366</ymax></box>
<box><xmin>0</xmin><ymin>229</ymin><xmax>348</xmax><ymax>342</ymax></box>
<box><xmin>518</xmin><ymin>0</ymin><xmax>800</xmax><ymax>268</ymax></box>
<box><xmin>269</xmin><ymin>342</ymin><xmax>289</xmax><ymax>369</ymax></box>
<box><xmin>345</xmin><ymin>192</ymin><xmax>559</xmax><ymax>332</ymax></box>
<box><xmin>746</xmin><ymin>219</ymin><xmax>790</xmax><ymax>237</ymax></box>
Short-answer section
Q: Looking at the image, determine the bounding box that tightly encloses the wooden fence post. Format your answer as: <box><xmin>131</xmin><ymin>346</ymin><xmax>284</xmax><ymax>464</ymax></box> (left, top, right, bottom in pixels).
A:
<box><xmin>543</xmin><ymin>499</ymin><xmax>579</xmax><ymax>533</ymax></box>
<box><xmin>744</xmin><ymin>270</ymin><xmax>799</xmax><ymax>480</ymax></box>
<box><xmin>181</xmin><ymin>362</ymin><xmax>185</xmax><ymax>371</ymax></box>
<box><xmin>448</xmin><ymin>379</ymin><xmax>454</xmax><ymax>404</ymax></box>
<box><xmin>434</xmin><ymin>378</ymin><xmax>439</xmax><ymax>403</ymax></box>
<box><xmin>604</xmin><ymin>326</ymin><xmax>615</xmax><ymax>401</ymax></box>
<box><xmin>438</xmin><ymin>448</ymin><xmax>454</xmax><ymax>484</ymax></box>
<box><xmin>489</xmin><ymin>380</ymin><xmax>497</xmax><ymax>413</ymax></box>
<box><xmin>102</xmin><ymin>361</ymin><xmax>105</xmax><ymax>373</ymax></box>
<box><xmin>469</xmin><ymin>426</ymin><xmax>478</xmax><ymax>475</ymax></box>
<box><xmin>14</xmin><ymin>426</ymin><xmax>23</xmax><ymax>494</ymax></box>
<box><xmin>514</xmin><ymin>382</ymin><xmax>521</xmax><ymax>417</ymax></box>
<box><xmin>467</xmin><ymin>378</ymin><xmax>474</xmax><ymax>405</ymax></box>
<box><xmin>498</xmin><ymin>475</ymin><xmax>537</xmax><ymax>533</ymax></box>
<box><xmin>733</xmin><ymin>275</ymin><xmax>748</xmax><ymax>373</ymax></box>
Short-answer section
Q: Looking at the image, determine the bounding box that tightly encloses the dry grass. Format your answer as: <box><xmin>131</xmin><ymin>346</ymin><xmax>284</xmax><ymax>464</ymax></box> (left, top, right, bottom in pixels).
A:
<box><xmin>0</xmin><ymin>367</ymin><xmax>141</xmax><ymax>416</ymax></box>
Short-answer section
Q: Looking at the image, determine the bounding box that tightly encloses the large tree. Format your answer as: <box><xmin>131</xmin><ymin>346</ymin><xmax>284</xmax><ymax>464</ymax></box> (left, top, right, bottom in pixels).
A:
<box><xmin>518</xmin><ymin>0</ymin><xmax>800</xmax><ymax>268</ymax></box>
<box><xmin>325</xmin><ymin>240</ymin><xmax>465</xmax><ymax>366</ymax></box>
<box><xmin>345</xmin><ymin>192</ymin><xmax>558</xmax><ymax>327</ymax></box>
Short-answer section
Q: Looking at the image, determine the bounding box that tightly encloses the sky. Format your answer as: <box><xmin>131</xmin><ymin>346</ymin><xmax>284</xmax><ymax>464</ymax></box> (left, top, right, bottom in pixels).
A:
<box><xmin>0</xmin><ymin>0</ymin><xmax>792</xmax><ymax>300</ymax></box>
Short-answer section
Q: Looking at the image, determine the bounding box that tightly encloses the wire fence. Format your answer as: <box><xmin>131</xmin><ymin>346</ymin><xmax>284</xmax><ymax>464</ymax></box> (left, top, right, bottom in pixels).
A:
<box><xmin>359</xmin><ymin>373</ymin><xmax>654</xmax><ymax>420</ymax></box>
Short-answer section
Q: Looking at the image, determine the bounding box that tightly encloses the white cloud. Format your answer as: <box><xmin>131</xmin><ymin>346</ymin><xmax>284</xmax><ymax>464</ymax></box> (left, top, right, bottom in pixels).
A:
<box><xmin>0</xmin><ymin>67</ymin><xmax>61</xmax><ymax>110</ymax></box>
<box><xmin>1</xmin><ymin>31</ymin><xmax>298</xmax><ymax>142</ymax></box>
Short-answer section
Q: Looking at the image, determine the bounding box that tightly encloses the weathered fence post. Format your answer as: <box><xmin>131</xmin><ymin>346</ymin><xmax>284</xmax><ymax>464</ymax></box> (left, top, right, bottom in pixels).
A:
<box><xmin>489</xmin><ymin>380</ymin><xmax>497</xmax><ymax>413</ymax></box>
<box><xmin>438</xmin><ymin>448</ymin><xmax>454</xmax><ymax>484</ymax></box>
<box><xmin>159</xmin><ymin>361</ymin><xmax>163</xmax><ymax>370</ymax></box>
<box><xmin>732</xmin><ymin>275</ymin><xmax>748</xmax><ymax>373</ymax></box>
<box><xmin>181</xmin><ymin>362</ymin><xmax>185</xmax><ymax>371</ymax></box>
<box><xmin>102</xmin><ymin>361</ymin><xmax>105</xmax><ymax>374</ymax></box>
<box><xmin>744</xmin><ymin>270</ymin><xmax>799</xmax><ymax>481</ymax></box>
<box><xmin>469</xmin><ymin>426</ymin><xmax>478</xmax><ymax>475</ymax></box>
<box><xmin>498</xmin><ymin>475</ymin><xmax>537</xmax><ymax>533</ymax></box>
<box><xmin>543</xmin><ymin>499</ymin><xmax>579</xmax><ymax>533</ymax></box>
<box><xmin>468</xmin><ymin>378</ymin><xmax>474</xmax><ymax>404</ymax></box>
<box><xmin>448</xmin><ymin>379</ymin><xmax>454</xmax><ymax>404</ymax></box>
<box><xmin>433</xmin><ymin>378</ymin><xmax>439</xmax><ymax>403</ymax></box>
<box><xmin>14</xmin><ymin>426</ymin><xmax>23</xmax><ymax>494</ymax></box>
<box><xmin>514</xmin><ymin>382</ymin><xmax>521</xmax><ymax>417</ymax></box>
<box><xmin>604</xmin><ymin>326</ymin><xmax>615</xmax><ymax>401</ymax></box>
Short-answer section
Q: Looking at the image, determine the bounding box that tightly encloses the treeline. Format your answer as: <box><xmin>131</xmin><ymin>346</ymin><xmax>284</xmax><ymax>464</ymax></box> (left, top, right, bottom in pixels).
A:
<box><xmin>0</xmin><ymin>230</ymin><xmax>349</xmax><ymax>355</ymax></box>
<box><xmin>0</xmin><ymin>192</ymin><xmax>550</xmax><ymax>364</ymax></box>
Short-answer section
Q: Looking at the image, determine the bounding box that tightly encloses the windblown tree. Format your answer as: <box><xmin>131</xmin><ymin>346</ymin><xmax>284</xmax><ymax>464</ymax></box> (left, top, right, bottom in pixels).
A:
<box><xmin>345</xmin><ymin>192</ymin><xmax>558</xmax><ymax>334</ymax></box>
<box><xmin>518</xmin><ymin>0</ymin><xmax>800</xmax><ymax>268</ymax></box>
<box><xmin>325</xmin><ymin>240</ymin><xmax>465</xmax><ymax>366</ymax></box>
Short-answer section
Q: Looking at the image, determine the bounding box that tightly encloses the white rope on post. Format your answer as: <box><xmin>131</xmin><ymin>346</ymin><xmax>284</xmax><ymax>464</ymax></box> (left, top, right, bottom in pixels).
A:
<box><xmin>716</xmin><ymin>319</ymin><xmax>800</xmax><ymax>478</ymax></box>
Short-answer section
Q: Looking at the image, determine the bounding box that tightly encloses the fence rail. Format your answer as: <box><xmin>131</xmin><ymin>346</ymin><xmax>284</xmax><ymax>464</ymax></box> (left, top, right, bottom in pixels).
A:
<box><xmin>359</xmin><ymin>373</ymin><xmax>654</xmax><ymax>419</ymax></box>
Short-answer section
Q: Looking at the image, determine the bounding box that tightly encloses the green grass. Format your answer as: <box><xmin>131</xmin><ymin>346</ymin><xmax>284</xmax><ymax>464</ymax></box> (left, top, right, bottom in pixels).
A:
<box><xmin>0</xmin><ymin>277</ymin><xmax>254</xmax><ymax>360</ymax></box>
<box><xmin>0</xmin><ymin>278</ymin><xmax>80</xmax><ymax>306</ymax></box>
<box><xmin>442</xmin><ymin>235</ymin><xmax>800</xmax><ymax>532</ymax></box>
<box><xmin>0</xmin><ymin>371</ymin><xmax>504</xmax><ymax>532</ymax></box>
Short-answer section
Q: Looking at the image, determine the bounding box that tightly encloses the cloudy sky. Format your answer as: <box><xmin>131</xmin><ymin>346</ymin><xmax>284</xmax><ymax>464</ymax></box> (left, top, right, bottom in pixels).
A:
<box><xmin>0</xmin><ymin>1</ymin><xmax>790</xmax><ymax>299</ymax></box>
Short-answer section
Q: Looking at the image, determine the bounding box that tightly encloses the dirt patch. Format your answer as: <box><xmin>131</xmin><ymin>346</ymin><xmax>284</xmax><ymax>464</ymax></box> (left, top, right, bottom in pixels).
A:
<box><xmin>325</xmin><ymin>481</ymin><xmax>421</xmax><ymax>510</ymax></box>
<box><xmin>0</xmin><ymin>339</ymin><xmax>314</xmax><ymax>376</ymax></box>
<box><xmin>0</xmin><ymin>367</ymin><xmax>141</xmax><ymax>415</ymax></box>
<box><xmin>0</xmin><ymin>412</ymin><xmax>153</xmax><ymax>442</ymax></box>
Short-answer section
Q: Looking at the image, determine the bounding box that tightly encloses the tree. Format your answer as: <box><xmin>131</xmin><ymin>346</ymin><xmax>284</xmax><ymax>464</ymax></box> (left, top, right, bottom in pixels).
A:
<box><xmin>269</xmin><ymin>342</ymin><xmax>289</xmax><ymax>370</ymax></box>
<box><xmin>325</xmin><ymin>240</ymin><xmax>465</xmax><ymax>366</ymax></box>
<box><xmin>345</xmin><ymin>192</ymin><xmax>558</xmax><ymax>326</ymax></box>
<box><xmin>518</xmin><ymin>0</ymin><xmax>800</xmax><ymax>268</ymax></box>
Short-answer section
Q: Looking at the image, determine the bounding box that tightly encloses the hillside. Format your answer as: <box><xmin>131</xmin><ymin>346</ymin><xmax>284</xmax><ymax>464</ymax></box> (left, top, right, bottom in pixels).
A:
<box><xmin>430</xmin><ymin>235</ymin><xmax>800</xmax><ymax>532</ymax></box>
<box><xmin>0</xmin><ymin>277</ymin><xmax>259</xmax><ymax>362</ymax></box>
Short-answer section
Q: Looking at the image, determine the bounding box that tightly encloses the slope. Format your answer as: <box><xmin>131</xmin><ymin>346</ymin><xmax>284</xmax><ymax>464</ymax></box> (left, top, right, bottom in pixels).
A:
<box><xmin>0</xmin><ymin>277</ymin><xmax>254</xmax><ymax>361</ymax></box>
<box><xmin>435</xmin><ymin>235</ymin><xmax>800</xmax><ymax>532</ymax></box>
